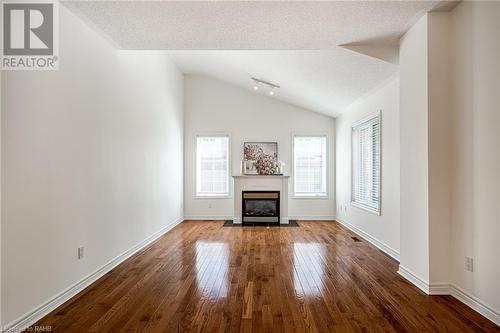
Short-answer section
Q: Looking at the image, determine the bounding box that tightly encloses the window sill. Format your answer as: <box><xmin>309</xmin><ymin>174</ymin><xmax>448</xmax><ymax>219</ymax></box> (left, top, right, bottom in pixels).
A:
<box><xmin>351</xmin><ymin>201</ymin><xmax>381</xmax><ymax>215</ymax></box>
<box><xmin>292</xmin><ymin>195</ymin><xmax>329</xmax><ymax>200</ymax></box>
<box><xmin>195</xmin><ymin>194</ymin><xmax>232</xmax><ymax>199</ymax></box>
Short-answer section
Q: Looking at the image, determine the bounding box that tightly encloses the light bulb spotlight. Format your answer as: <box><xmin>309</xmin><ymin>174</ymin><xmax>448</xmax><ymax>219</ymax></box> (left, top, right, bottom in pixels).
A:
<box><xmin>251</xmin><ymin>77</ymin><xmax>280</xmax><ymax>96</ymax></box>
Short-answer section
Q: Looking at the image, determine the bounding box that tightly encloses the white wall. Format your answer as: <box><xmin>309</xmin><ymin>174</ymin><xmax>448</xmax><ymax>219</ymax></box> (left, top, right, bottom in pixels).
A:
<box><xmin>399</xmin><ymin>15</ymin><xmax>430</xmax><ymax>283</ymax></box>
<box><xmin>427</xmin><ymin>12</ymin><xmax>451</xmax><ymax>285</ymax></box>
<box><xmin>399</xmin><ymin>12</ymin><xmax>452</xmax><ymax>287</ymax></box>
<box><xmin>184</xmin><ymin>76</ymin><xmax>335</xmax><ymax>220</ymax></box>
<box><xmin>449</xmin><ymin>0</ymin><xmax>500</xmax><ymax>314</ymax></box>
<box><xmin>1</xmin><ymin>4</ymin><xmax>184</xmax><ymax>326</ymax></box>
<box><xmin>399</xmin><ymin>3</ymin><xmax>500</xmax><ymax>322</ymax></box>
<box><xmin>0</xmin><ymin>57</ymin><xmax>2</xmax><ymax>328</ymax></box>
<box><xmin>335</xmin><ymin>77</ymin><xmax>400</xmax><ymax>259</ymax></box>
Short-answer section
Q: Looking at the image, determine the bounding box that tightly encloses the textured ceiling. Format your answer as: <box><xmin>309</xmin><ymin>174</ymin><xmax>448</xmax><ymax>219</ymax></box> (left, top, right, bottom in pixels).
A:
<box><xmin>65</xmin><ymin>0</ymin><xmax>451</xmax><ymax>116</ymax></box>
<box><xmin>167</xmin><ymin>50</ymin><xmax>398</xmax><ymax>116</ymax></box>
<box><xmin>66</xmin><ymin>1</ymin><xmax>443</xmax><ymax>49</ymax></box>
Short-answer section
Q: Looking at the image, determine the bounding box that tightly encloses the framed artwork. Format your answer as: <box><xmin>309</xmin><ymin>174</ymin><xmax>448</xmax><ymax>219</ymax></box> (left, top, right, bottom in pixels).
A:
<box><xmin>243</xmin><ymin>142</ymin><xmax>278</xmax><ymax>175</ymax></box>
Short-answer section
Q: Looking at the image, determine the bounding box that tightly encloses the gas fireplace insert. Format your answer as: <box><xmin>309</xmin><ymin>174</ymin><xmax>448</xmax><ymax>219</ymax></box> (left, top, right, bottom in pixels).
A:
<box><xmin>242</xmin><ymin>191</ymin><xmax>280</xmax><ymax>225</ymax></box>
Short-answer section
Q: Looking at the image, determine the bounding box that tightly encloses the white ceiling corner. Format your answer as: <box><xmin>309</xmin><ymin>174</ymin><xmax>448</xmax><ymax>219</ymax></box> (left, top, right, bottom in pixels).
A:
<box><xmin>340</xmin><ymin>44</ymin><xmax>400</xmax><ymax>65</ymax></box>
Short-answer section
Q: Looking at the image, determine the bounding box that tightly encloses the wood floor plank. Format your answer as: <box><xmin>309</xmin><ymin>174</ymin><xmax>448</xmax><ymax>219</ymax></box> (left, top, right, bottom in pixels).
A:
<box><xmin>30</xmin><ymin>220</ymin><xmax>500</xmax><ymax>333</ymax></box>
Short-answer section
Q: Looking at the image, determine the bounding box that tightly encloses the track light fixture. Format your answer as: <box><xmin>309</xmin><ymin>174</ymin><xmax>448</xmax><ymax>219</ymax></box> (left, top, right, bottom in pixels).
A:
<box><xmin>251</xmin><ymin>77</ymin><xmax>280</xmax><ymax>96</ymax></box>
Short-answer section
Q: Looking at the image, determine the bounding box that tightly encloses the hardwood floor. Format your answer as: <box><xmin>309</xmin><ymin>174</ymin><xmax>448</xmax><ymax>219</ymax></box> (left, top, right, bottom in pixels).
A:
<box><xmin>33</xmin><ymin>221</ymin><xmax>498</xmax><ymax>332</ymax></box>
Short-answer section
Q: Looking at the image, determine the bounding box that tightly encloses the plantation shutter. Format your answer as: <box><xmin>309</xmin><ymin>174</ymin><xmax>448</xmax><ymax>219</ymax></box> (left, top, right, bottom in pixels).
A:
<box><xmin>294</xmin><ymin>136</ymin><xmax>327</xmax><ymax>196</ymax></box>
<box><xmin>196</xmin><ymin>136</ymin><xmax>229</xmax><ymax>196</ymax></box>
<box><xmin>352</xmin><ymin>114</ymin><xmax>381</xmax><ymax>213</ymax></box>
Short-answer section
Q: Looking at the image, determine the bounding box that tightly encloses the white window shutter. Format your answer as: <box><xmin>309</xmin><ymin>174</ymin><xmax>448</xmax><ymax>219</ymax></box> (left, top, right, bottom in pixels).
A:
<box><xmin>294</xmin><ymin>136</ymin><xmax>327</xmax><ymax>196</ymax></box>
<box><xmin>352</xmin><ymin>114</ymin><xmax>381</xmax><ymax>214</ymax></box>
<box><xmin>196</xmin><ymin>136</ymin><xmax>229</xmax><ymax>196</ymax></box>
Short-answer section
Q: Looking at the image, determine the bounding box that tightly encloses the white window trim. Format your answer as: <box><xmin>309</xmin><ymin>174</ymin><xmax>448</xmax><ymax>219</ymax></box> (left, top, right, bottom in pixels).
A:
<box><xmin>350</xmin><ymin>111</ymin><xmax>382</xmax><ymax>215</ymax></box>
<box><xmin>291</xmin><ymin>133</ymin><xmax>329</xmax><ymax>199</ymax></box>
<box><xmin>194</xmin><ymin>133</ymin><xmax>232</xmax><ymax>199</ymax></box>
<box><xmin>351</xmin><ymin>201</ymin><xmax>381</xmax><ymax>216</ymax></box>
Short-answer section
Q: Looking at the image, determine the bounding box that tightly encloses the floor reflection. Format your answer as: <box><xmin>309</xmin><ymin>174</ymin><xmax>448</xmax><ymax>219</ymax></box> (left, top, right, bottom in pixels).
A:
<box><xmin>293</xmin><ymin>242</ymin><xmax>326</xmax><ymax>297</ymax></box>
<box><xmin>195</xmin><ymin>241</ymin><xmax>229</xmax><ymax>299</ymax></box>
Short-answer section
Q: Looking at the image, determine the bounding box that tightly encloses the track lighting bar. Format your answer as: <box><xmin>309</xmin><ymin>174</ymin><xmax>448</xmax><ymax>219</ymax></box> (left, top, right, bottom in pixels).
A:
<box><xmin>251</xmin><ymin>77</ymin><xmax>281</xmax><ymax>89</ymax></box>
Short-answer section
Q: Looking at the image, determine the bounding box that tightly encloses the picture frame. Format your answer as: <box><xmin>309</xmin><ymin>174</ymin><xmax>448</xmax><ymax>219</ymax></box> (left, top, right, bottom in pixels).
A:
<box><xmin>243</xmin><ymin>142</ymin><xmax>278</xmax><ymax>175</ymax></box>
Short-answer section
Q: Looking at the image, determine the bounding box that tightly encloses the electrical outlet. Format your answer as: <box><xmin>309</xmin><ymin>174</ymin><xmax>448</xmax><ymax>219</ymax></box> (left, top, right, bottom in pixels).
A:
<box><xmin>465</xmin><ymin>257</ymin><xmax>473</xmax><ymax>272</ymax></box>
<box><xmin>78</xmin><ymin>247</ymin><xmax>84</xmax><ymax>260</ymax></box>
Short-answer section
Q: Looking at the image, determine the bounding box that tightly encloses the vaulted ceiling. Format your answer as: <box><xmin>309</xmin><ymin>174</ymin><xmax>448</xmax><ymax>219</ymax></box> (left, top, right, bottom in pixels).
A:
<box><xmin>66</xmin><ymin>0</ymin><xmax>455</xmax><ymax>116</ymax></box>
<box><xmin>167</xmin><ymin>50</ymin><xmax>397</xmax><ymax>116</ymax></box>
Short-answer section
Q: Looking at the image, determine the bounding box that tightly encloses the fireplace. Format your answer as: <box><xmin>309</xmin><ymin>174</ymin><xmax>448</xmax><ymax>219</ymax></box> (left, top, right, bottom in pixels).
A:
<box><xmin>242</xmin><ymin>191</ymin><xmax>280</xmax><ymax>224</ymax></box>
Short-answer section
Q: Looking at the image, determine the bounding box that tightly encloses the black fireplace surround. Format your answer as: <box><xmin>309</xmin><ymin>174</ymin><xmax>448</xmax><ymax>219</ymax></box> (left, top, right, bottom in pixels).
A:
<box><xmin>242</xmin><ymin>191</ymin><xmax>280</xmax><ymax>225</ymax></box>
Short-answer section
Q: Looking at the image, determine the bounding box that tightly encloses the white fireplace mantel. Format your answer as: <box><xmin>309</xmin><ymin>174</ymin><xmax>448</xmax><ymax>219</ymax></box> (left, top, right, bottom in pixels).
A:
<box><xmin>232</xmin><ymin>175</ymin><xmax>290</xmax><ymax>224</ymax></box>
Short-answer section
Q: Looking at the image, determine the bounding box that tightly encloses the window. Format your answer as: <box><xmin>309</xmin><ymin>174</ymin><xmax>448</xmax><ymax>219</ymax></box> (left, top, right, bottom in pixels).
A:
<box><xmin>293</xmin><ymin>136</ymin><xmax>327</xmax><ymax>197</ymax></box>
<box><xmin>351</xmin><ymin>113</ymin><xmax>381</xmax><ymax>214</ymax></box>
<box><xmin>196</xmin><ymin>136</ymin><xmax>230</xmax><ymax>197</ymax></box>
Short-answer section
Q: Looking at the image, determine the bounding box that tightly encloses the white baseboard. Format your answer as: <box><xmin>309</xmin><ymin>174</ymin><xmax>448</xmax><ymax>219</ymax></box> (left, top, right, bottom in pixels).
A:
<box><xmin>397</xmin><ymin>265</ymin><xmax>431</xmax><ymax>294</ymax></box>
<box><xmin>398</xmin><ymin>265</ymin><xmax>500</xmax><ymax>326</ymax></box>
<box><xmin>335</xmin><ymin>217</ymin><xmax>400</xmax><ymax>261</ymax></box>
<box><xmin>451</xmin><ymin>284</ymin><xmax>500</xmax><ymax>326</ymax></box>
<box><xmin>184</xmin><ymin>216</ymin><xmax>336</xmax><ymax>221</ymax></box>
<box><xmin>289</xmin><ymin>215</ymin><xmax>336</xmax><ymax>220</ymax></box>
<box><xmin>3</xmin><ymin>216</ymin><xmax>184</xmax><ymax>332</ymax></box>
<box><xmin>397</xmin><ymin>265</ymin><xmax>449</xmax><ymax>295</ymax></box>
<box><xmin>428</xmin><ymin>282</ymin><xmax>452</xmax><ymax>295</ymax></box>
<box><xmin>183</xmin><ymin>215</ymin><xmax>232</xmax><ymax>221</ymax></box>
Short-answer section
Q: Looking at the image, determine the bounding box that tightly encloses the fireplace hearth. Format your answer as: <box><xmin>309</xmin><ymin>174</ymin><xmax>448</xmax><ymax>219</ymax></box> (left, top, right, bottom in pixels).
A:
<box><xmin>242</xmin><ymin>191</ymin><xmax>280</xmax><ymax>224</ymax></box>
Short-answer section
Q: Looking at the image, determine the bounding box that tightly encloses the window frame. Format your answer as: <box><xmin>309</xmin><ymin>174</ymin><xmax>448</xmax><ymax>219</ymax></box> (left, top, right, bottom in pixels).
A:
<box><xmin>195</xmin><ymin>133</ymin><xmax>231</xmax><ymax>199</ymax></box>
<box><xmin>350</xmin><ymin>111</ymin><xmax>382</xmax><ymax>215</ymax></box>
<box><xmin>292</xmin><ymin>134</ymin><xmax>329</xmax><ymax>199</ymax></box>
